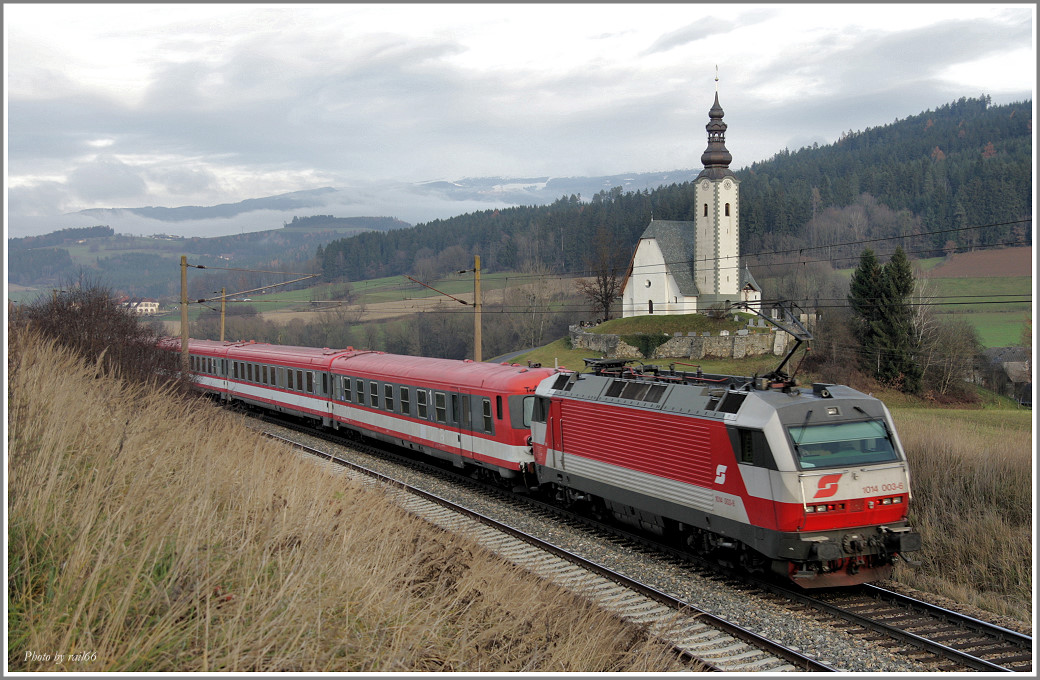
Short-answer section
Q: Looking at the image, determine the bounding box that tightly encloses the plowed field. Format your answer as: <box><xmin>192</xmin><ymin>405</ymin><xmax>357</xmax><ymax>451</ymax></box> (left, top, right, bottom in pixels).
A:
<box><xmin>924</xmin><ymin>247</ymin><xmax>1033</xmax><ymax>278</ymax></box>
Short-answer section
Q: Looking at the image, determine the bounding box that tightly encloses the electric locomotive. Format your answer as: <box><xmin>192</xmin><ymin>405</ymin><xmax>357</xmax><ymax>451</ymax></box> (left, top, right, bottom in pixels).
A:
<box><xmin>529</xmin><ymin>358</ymin><xmax>921</xmax><ymax>587</ymax></box>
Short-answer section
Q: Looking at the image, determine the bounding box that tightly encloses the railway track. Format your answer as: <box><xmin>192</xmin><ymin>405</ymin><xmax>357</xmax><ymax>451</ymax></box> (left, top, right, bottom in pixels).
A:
<box><xmin>250</xmin><ymin>413</ymin><xmax>1032</xmax><ymax>673</ymax></box>
<box><xmin>258</xmin><ymin>425</ymin><xmax>834</xmax><ymax>673</ymax></box>
<box><xmin>781</xmin><ymin>584</ymin><xmax>1034</xmax><ymax>672</ymax></box>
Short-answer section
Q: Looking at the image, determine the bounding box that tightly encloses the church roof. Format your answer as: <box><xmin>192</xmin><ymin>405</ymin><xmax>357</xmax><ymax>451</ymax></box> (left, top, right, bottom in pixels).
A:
<box><xmin>634</xmin><ymin>220</ymin><xmax>700</xmax><ymax>297</ymax></box>
<box><xmin>741</xmin><ymin>265</ymin><xmax>761</xmax><ymax>292</ymax></box>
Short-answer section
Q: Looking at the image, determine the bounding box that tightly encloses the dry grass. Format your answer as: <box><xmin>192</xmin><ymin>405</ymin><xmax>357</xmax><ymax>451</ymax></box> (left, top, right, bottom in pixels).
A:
<box><xmin>7</xmin><ymin>329</ymin><xmax>686</xmax><ymax>673</ymax></box>
<box><xmin>889</xmin><ymin>408</ymin><xmax>1033</xmax><ymax>623</ymax></box>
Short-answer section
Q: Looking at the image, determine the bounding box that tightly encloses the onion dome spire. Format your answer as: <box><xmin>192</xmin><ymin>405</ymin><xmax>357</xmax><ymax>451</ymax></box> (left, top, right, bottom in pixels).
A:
<box><xmin>697</xmin><ymin>90</ymin><xmax>735</xmax><ymax>180</ymax></box>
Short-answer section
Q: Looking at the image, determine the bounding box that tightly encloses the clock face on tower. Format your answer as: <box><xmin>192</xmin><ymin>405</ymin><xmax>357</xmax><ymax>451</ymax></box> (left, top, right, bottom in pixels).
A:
<box><xmin>700</xmin><ymin>180</ymin><xmax>709</xmax><ymax>190</ymax></box>
<box><xmin>723</xmin><ymin>179</ymin><xmax>732</xmax><ymax>190</ymax></box>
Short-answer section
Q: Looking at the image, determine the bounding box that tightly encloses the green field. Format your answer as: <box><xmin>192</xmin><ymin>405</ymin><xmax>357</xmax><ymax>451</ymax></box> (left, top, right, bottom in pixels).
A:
<box><xmin>831</xmin><ymin>267</ymin><xmax>1031</xmax><ymax>348</ymax></box>
<box><xmin>923</xmin><ymin>276</ymin><xmax>1031</xmax><ymax>347</ymax></box>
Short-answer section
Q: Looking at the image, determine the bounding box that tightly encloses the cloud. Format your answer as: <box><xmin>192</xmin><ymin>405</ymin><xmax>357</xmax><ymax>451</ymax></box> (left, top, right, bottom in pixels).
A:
<box><xmin>67</xmin><ymin>157</ymin><xmax>149</xmax><ymax>203</ymax></box>
<box><xmin>147</xmin><ymin>166</ymin><xmax>219</xmax><ymax>196</ymax></box>
<box><xmin>643</xmin><ymin>20</ymin><xmax>737</xmax><ymax>55</ymax></box>
<box><xmin>4</xmin><ymin>4</ymin><xmax>1034</xmax><ymax>236</ymax></box>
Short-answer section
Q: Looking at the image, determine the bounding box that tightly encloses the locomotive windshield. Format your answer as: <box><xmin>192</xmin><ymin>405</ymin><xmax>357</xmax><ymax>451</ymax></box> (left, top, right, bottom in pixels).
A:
<box><xmin>789</xmin><ymin>420</ymin><xmax>898</xmax><ymax>469</ymax></box>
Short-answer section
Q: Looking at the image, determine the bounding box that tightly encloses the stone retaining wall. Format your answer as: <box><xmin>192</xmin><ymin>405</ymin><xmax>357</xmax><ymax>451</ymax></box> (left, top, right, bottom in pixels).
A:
<box><xmin>569</xmin><ymin>325</ymin><xmax>793</xmax><ymax>360</ymax></box>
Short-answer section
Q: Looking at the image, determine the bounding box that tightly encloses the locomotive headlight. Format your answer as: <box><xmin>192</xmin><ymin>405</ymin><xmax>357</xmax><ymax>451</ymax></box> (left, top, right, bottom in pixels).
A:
<box><xmin>806</xmin><ymin>506</ymin><xmax>815</xmax><ymax>513</ymax></box>
<box><xmin>893</xmin><ymin>496</ymin><xmax>903</xmax><ymax>503</ymax></box>
<box><xmin>816</xmin><ymin>505</ymin><xmax>827</xmax><ymax>512</ymax></box>
<box><xmin>867</xmin><ymin>501</ymin><xmax>875</xmax><ymax>509</ymax></box>
<box><xmin>881</xmin><ymin>498</ymin><xmax>892</xmax><ymax>505</ymax></box>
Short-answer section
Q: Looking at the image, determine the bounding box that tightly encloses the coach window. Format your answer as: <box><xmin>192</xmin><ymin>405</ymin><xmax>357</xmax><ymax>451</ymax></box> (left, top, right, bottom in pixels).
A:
<box><xmin>384</xmin><ymin>384</ymin><xmax>394</xmax><ymax>411</ymax></box>
<box><xmin>417</xmin><ymin>390</ymin><xmax>428</xmax><ymax>419</ymax></box>
<box><xmin>370</xmin><ymin>382</ymin><xmax>379</xmax><ymax>408</ymax></box>
<box><xmin>322</xmin><ymin>373</ymin><xmax>329</xmax><ymax>396</ymax></box>
<box><xmin>262</xmin><ymin>365</ymin><xmax>269</xmax><ymax>384</ymax></box>
<box><xmin>343</xmin><ymin>377</ymin><xmax>352</xmax><ymax>402</ymax></box>
<box><xmin>296</xmin><ymin>370</ymin><xmax>303</xmax><ymax>392</ymax></box>
<box><xmin>461</xmin><ymin>395</ymin><xmax>471</xmax><ymax>430</ymax></box>
<box><xmin>400</xmin><ymin>386</ymin><xmax>411</xmax><ymax>415</ymax></box>
<box><xmin>434</xmin><ymin>392</ymin><xmax>446</xmax><ymax>423</ymax></box>
<box><xmin>306</xmin><ymin>372</ymin><xmax>314</xmax><ymax>394</ymax></box>
<box><xmin>248</xmin><ymin>364</ymin><xmax>255</xmax><ymax>382</ymax></box>
<box><xmin>496</xmin><ymin>395</ymin><xmax>503</xmax><ymax>420</ymax></box>
<box><xmin>482</xmin><ymin>399</ymin><xmax>493</xmax><ymax>433</ymax></box>
<box><xmin>356</xmin><ymin>379</ymin><xmax>365</xmax><ymax>404</ymax></box>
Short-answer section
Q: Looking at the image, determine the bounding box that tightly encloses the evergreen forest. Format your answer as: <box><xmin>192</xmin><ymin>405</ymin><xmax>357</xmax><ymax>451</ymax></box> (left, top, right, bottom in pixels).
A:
<box><xmin>318</xmin><ymin>96</ymin><xmax>1032</xmax><ymax>283</ymax></box>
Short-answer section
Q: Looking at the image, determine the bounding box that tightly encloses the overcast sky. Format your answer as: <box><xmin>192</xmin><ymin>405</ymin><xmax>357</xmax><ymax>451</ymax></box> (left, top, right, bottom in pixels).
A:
<box><xmin>4</xmin><ymin>3</ymin><xmax>1036</xmax><ymax>237</ymax></box>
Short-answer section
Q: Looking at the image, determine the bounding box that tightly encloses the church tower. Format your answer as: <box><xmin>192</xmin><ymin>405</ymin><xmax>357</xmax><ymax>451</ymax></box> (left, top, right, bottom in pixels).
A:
<box><xmin>692</xmin><ymin>91</ymin><xmax>740</xmax><ymax>304</ymax></box>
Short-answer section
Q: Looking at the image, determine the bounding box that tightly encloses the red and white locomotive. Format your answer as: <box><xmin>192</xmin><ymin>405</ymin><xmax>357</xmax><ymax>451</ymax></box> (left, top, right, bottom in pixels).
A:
<box><xmin>529</xmin><ymin>358</ymin><xmax>921</xmax><ymax>587</ymax></box>
<box><xmin>166</xmin><ymin>336</ymin><xmax>921</xmax><ymax>587</ymax></box>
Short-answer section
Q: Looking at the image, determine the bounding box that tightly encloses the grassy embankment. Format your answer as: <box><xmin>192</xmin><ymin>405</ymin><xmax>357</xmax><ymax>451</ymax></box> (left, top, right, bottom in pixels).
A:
<box><xmin>888</xmin><ymin>403</ymin><xmax>1032</xmax><ymax>622</ymax></box>
<box><xmin>7</xmin><ymin>330</ymin><xmax>687</xmax><ymax>673</ymax></box>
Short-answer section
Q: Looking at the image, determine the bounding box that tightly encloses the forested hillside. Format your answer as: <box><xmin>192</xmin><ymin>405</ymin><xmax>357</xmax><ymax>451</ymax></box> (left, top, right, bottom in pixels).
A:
<box><xmin>319</xmin><ymin>95</ymin><xmax>1032</xmax><ymax>283</ymax></box>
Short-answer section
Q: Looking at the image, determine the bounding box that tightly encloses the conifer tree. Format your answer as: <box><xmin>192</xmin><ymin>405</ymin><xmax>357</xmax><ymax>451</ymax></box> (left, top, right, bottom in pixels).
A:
<box><xmin>847</xmin><ymin>248</ymin><xmax>885</xmax><ymax>376</ymax></box>
<box><xmin>847</xmin><ymin>247</ymin><xmax>922</xmax><ymax>393</ymax></box>
<box><xmin>878</xmin><ymin>247</ymin><xmax>922</xmax><ymax>393</ymax></box>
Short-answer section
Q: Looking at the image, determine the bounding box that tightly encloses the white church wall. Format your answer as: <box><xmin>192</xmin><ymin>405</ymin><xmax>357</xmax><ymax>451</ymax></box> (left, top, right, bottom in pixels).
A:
<box><xmin>622</xmin><ymin>238</ymin><xmax>695</xmax><ymax>317</ymax></box>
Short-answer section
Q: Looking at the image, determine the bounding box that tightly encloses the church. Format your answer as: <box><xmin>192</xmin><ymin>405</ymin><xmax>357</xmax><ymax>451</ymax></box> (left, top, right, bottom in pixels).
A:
<box><xmin>620</xmin><ymin>91</ymin><xmax>761</xmax><ymax>317</ymax></box>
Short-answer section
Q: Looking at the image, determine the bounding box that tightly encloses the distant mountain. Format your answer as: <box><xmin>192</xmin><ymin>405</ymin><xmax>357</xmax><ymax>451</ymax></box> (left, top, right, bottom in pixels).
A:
<box><xmin>58</xmin><ymin>170</ymin><xmax>705</xmax><ymax>238</ymax></box>
<box><xmin>76</xmin><ymin>187</ymin><xmax>340</xmax><ymax>222</ymax></box>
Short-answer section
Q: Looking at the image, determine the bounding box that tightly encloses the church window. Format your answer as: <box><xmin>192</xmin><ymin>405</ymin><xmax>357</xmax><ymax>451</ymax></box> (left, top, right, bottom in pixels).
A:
<box><xmin>648</xmin><ymin>300</ymin><xmax>654</xmax><ymax>314</ymax></box>
<box><xmin>644</xmin><ymin>279</ymin><xmax>651</xmax><ymax>288</ymax></box>
<box><xmin>703</xmin><ymin>203</ymin><xmax>708</xmax><ymax>217</ymax></box>
<box><xmin>725</xmin><ymin>203</ymin><xmax>731</xmax><ymax>217</ymax></box>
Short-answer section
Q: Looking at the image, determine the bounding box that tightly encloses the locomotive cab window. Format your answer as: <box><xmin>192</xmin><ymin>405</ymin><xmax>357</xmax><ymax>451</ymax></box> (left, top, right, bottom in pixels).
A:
<box><xmin>733</xmin><ymin>428</ymin><xmax>777</xmax><ymax>469</ymax></box>
<box><xmin>532</xmin><ymin>396</ymin><xmax>549</xmax><ymax>423</ymax></box>
<box><xmin>789</xmin><ymin>421</ymin><xmax>898</xmax><ymax>469</ymax></box>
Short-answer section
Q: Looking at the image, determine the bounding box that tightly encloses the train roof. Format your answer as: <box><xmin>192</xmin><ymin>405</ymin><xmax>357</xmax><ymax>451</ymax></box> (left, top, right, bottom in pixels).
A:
<box><xmin>172</xmin><ymin>337</ymin><xmax>560</xmax><ymax>391</ymax></box>
<box><xmin>331</xmin><ymin>351</ymin><xmax>560</xmax><ymax>392</ymax></box>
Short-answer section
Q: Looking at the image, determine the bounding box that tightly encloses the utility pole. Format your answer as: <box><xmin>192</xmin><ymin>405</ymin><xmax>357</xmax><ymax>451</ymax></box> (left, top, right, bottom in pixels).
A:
<box><xmin>406</xmin><ymin>254</ymin><xmax>483</xmax><ymax>362</ymax></box>
<box><xmin>180</xmin><ymin>255</ymin><xmax>189</xmax><ymax>372</ymax></box>
<box><xmin>474</xmin><ymin>255</ymin><xmax>482</xmax><ymax>362</ymax></box>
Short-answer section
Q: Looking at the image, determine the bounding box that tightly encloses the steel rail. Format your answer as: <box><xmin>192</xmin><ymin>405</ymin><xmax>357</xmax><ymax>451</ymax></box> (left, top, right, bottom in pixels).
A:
<box><xmin>767</xmin><ymin>582</ymin><xmax>1032</xmax><ymax>672</ymax></box>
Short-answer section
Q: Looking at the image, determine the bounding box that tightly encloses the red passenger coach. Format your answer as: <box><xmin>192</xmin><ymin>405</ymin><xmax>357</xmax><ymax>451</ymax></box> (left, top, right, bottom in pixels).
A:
<box><xmin>170</xmin><ymin>337</ymin><xmax>560</xmax><ymax>481</ymax></box>
<box><xmin>328</xmin><ymin>353</ymin><xmax>558</xmax><ymax>478</ymax></box>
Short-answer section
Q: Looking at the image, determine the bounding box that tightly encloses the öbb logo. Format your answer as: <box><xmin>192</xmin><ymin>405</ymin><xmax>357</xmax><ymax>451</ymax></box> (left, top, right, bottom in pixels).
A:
<box><xmin>813</xmin><ymin>473</ymin><xmax>843</xmax><ymax>498</ymax></box>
